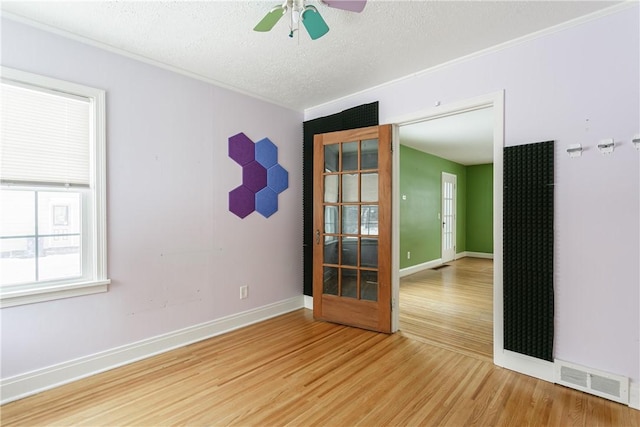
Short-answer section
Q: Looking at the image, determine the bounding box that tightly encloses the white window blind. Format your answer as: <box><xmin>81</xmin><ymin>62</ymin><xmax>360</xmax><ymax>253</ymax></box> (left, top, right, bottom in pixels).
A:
<box><xmin>1</xmin><ymin>81</ymin><xmax>91</xmax><ymax>187</ymax></box>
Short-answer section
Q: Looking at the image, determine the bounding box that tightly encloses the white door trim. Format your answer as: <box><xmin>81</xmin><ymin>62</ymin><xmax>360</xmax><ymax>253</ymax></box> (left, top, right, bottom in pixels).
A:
<box><xmin>390</xmin><ymin>90</ymin><xmax>553</xmax><ymax>382</ymax></box>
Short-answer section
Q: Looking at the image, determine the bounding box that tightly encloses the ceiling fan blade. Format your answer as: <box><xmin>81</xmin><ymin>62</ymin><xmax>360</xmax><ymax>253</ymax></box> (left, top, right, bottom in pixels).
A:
<box><xmin>302</xmin><ymin>7</ymin><xmax>329</xmax><ymax>40</ymax></box>
<box><xmin>320</xmin><ymin>0</ymin><xmax>367</xmax><ymax>13</ymax></box>
<box><xmin>254</xmin><ymin>6</ymin><xmax>286</xmax><ymax>32</ymax></box>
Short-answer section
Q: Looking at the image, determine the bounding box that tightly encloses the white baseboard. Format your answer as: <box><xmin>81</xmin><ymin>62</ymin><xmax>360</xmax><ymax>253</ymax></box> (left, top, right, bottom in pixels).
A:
<box><xmin>0</xmin><ymin>295</ymin><xmax>304</xmax><ymax>404</ymax></box>
<box><xmin>630</xmin><ymin>382</ymin><xmax>640</xmax><ymax>410</ymax></box>
<box><xmin>399</xmin><ymin>258</ymin><xmax>443</xmax><ymax>278</ymax></box>
<box><xmin>495</xmin><ymin>349</ymin><xmax>556</xmax><ymax>383</ymax></box>
<box><xmin>304</xmin><ymin>295</ymin><xmax>313</xmax><ymax>310</ymax></box>
<box><xmin>497</xmin><ymin>352</ymin><xmax>638</xmax><ymax>410</ymax></box>
<box><xmin>400</xmin><ymin>253</ymin><xmax>494</xmax><ymax>278</ymax></box>
<box><xmin>456</xmin><ymin>251</ymin><xmax>494</xmax><ymax>259</ymax></box>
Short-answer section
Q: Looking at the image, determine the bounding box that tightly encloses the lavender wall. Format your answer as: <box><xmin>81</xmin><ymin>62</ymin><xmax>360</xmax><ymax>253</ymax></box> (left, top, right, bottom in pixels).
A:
<box><xmin>0</xmin><ymin>18</ymin><xmax>303</xmax><ymax>378</ymax></box>
<box><xmin>307</xmin><ymin>6</ymin><xmax>640</xmax><ymax>383</ymax></box>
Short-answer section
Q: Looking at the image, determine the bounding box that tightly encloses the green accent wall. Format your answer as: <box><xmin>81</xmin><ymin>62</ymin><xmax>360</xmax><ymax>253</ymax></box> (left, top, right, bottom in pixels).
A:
<box><xmin>400</xmin><ymin>145</ymin><xmax>493</xmax><ymax>269</ymax></box>
<box><xmin>399</xmin><ymin>145</ymin><xmax>466</xmax><ymax>269</ymax></box>
<box><xmin>467</xmin><ymin>163</ymin><xmax>494</xmax><ymax>253</ymax></box>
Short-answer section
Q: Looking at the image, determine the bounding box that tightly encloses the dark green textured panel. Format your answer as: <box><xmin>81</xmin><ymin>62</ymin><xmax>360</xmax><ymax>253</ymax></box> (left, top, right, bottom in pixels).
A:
<box><xmin>503</xmin><ymin>140</ymin><xmax>554</xmax><ymax>361</ymax></box>
<box><xmin>302</xmin><ymin>103</ymin><xmax>379</xmax><ymax>296</ymax></box>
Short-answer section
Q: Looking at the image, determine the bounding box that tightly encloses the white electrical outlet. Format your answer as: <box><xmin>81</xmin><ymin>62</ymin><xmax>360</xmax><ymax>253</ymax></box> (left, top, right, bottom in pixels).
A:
<box><xmin>407</xmin><ymin>251</ymin><xmax>411</xmax><ymax>259</ymax></box>
<box><xmin>240</xmin><ymin>286</ymin><xmax>248</xmax><ymax>299</ymax></box>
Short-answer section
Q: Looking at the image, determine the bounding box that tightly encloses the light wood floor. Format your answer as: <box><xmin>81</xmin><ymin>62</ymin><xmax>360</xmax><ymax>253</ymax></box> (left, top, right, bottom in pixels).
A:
<box><xmin>2</xmin><ymin>309</ymin><xmax>638</xmax><ymax>426</ymax></box>
<box><xmin>399</xmin><ymin>257</ymin><xmax>493</xmax><ymax>362</ymax></box>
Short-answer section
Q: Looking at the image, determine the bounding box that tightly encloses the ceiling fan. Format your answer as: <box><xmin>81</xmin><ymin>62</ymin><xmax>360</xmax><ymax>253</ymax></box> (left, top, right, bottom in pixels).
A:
<box><xmin>254</xmin><ymin>0</ymin><xmax>367</xmax><ymax>40</ymax></box>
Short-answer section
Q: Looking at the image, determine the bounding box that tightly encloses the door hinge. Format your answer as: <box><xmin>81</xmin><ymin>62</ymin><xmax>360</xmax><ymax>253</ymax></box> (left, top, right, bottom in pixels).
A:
<box><xmin>390</xmin><ymin>142</ymin><xmax>393</xmax><ymax>153</ymax></box>
<box><xmin>391</xmin><ymin>297</ymin><xmax>395</xmax><ymax>312</ymax></box>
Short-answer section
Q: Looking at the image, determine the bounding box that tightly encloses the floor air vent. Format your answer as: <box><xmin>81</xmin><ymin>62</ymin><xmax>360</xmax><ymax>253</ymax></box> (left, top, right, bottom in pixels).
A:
<box><xmin>555</xmin><ymin>360</ymin><xmax>629</xmax><ymax>405</ymax></box>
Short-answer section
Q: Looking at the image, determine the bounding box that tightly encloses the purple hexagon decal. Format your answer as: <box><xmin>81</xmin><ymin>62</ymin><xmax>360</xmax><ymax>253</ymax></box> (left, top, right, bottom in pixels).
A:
<box><xmin>267</xmin><ymin>164</ymin><xmax>289</xmax><ymax>194</ymax></box>
<box><xmin>229</xmin><ymin>132</ymin><xmax>255</xmax><ymax>166</ymax></box>
<box><xmin>229</xmin><ymin>185</ymin><xmax>255</xmax><ymax>218</ymax></box>
<box><xmin>242</xmin><ymin>161</ymin><xmax>267</xmax><ymax>192</ymax></box>
<box><xmin>255</xmin><ymin>138</ymin><xmax>278</xmax><ymax>169</ymax></box>
<box><xmin>256</xmin><ymin>187</ymin><xmax>278</xmax><ymax>218</ymax></box>
<box><xmin>228</xmin><ymin>132</ymin><xmax>289</xmax><ymax>219</ymax></box>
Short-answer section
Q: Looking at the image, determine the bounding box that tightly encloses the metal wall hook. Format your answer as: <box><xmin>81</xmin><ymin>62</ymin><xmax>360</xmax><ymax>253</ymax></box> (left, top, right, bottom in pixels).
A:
<box><xmin>597</xmin><ymin>138</ymin><xmax>614</xmax><ymax>154</ymax></box>
<box><xmin>566</xmin><ymin>144</ymin><xmax>582</xmax><ymax>158</ymax></box>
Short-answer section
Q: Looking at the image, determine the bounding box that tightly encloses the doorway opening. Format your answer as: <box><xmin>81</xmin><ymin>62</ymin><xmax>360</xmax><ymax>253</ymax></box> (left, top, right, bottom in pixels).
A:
<box><xmin>390</xmin><ymin>92</ymin><xmax>504</xmax><ymax>363</ymax></box>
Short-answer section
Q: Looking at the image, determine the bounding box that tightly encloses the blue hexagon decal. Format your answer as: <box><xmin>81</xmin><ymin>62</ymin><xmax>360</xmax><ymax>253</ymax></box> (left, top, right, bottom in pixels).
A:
<box><xmin>267</xmin><ymin>164</ymin><xmax>289</xmax><ymax>194</ymax></box>
<box><xmin>256</xmin><ymin>187</ymin><xmax>278</xmax><ymax>218</ymax></box>
<box><xmin>255</xmin><ymin>138</ymin><xmax>278</xmax><ymax>169</ymax></box>
<box><xmin>228</xmin><ymin>133</ymin><xmax>289</xmax><ymax>219</ymax></box>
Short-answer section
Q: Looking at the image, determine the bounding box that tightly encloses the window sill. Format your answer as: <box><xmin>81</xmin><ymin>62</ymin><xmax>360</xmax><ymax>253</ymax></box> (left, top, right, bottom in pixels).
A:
<box><xmin>0</xmin><ymin>279</ymin><xmax>110</xmax><ymax>308</ymax></box>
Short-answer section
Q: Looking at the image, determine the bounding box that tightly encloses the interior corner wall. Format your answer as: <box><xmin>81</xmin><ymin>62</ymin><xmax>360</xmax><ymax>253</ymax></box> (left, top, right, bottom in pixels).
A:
<box><xmin>306</xmin><ymin>6</ymin><xmax>640</xmax><ymax>385</ymax></box>
<box><xmin>399</xmin><ymin>145</ymin><xmax>467</xmax><ymax>269</ymax></box>
<box><xmin>0</xmin><ymin>18</ymin><xmax>304</xmax><ymax>380</ymax></box>
<box><xmin>466</xmin><ymin>163</ymin><xmax>493</xmax><ymax>254</ymax></box>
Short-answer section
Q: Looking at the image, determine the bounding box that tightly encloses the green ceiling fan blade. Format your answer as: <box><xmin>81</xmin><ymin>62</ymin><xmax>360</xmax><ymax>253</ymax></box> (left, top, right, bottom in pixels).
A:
<box><xmin>254</xmin><ymin>6</ymin><xmax>286</xmax><ymax>32</ymax></box>
<box><xmin>302</xmin><ymin>7</ymin><xmax>329</xmax><ymax>40</ymax></box>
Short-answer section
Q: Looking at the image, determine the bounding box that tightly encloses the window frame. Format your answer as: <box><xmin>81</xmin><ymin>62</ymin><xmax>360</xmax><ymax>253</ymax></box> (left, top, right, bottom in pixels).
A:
<box><xmin>0</xmin><ymin>66</ymin><xmax>109</xmax><ymax>308</ymax></box>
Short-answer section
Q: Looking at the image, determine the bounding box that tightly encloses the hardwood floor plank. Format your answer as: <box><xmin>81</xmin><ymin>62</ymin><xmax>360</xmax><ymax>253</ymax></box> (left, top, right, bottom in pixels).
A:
<box><xmin>1</xmin><ymin>308</ymin><xmax>638</xmax><ymax>426</ymax></box>
<box><xmin>399</xmin><ymin>257</ymin><xmax>493</xmax><ymax>361</ymax></box>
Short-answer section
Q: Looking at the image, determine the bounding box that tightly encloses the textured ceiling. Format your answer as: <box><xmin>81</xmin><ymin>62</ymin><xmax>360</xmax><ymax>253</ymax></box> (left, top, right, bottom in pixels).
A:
<box><xmin>0</xmin><ymin>0</ymin><xmax>622</xmax><ymax>111</ymax></box>
<box><xmin>400</xmin><ymin>107</ymin><xmax>495</xmax><ymax>165</ymax></box>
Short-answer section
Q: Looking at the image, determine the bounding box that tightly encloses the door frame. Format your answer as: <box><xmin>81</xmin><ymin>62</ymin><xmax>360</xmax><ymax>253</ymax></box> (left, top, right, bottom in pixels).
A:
<box><xmin>441</xmin><ymin>172</ymin><xmax>457</xmax><ymax>263</ymax></box>
<box><xmin>389</xmin><ymin>91</ymin><xmax>505</xmax><ymax>364</ymax></box>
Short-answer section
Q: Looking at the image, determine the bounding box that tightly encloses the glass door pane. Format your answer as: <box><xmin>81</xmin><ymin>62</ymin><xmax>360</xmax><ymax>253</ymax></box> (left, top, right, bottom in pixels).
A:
<box><xmin>341</xmin><ymin>268</ymin><xmax>357</xmax><ymax>298</ymax></box>
<box><xmin>360</xmin><ymin>270</ymin><xmax>378</xmax><ymax>301</ymax></box>
<box><xmin>361</xmin><ymin>173</ymin><xmax>378</xmax><ymax>202</ymax></box>
<box><xmin>342</xmin><ymin>141</ymin><xmax>358</xmax><ymax>171</ymax></box>
<box><xmin>341</xmin><ymin>205</ymin><xmax>358</xmax><ymax>234</ymax></box>
<box><xmin>342</xmin><ymin>174</ymin><xmax>358</xmax><ymax>203</ymax></box>
<box><xmin>320</xmin><ymin>138</ymin><xmax>380</xmax><ymax>302</ymax></box>
<box><xmin>361</xmin><ymin>139</ymin><xmax>378</xmax><ymax>170</ymax></box>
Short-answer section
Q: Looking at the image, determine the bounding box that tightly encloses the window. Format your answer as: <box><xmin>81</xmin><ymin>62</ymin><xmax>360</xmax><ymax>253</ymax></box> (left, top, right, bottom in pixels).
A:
<box><xmin>0</xmin><ymin>67</ymin><xmax>109</xmax><ymax>307</ymax></box>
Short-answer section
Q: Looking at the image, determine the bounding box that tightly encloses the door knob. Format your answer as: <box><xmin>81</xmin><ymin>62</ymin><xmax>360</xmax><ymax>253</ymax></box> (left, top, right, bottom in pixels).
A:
<box><xmin>315</xmin><ymin>229</ymin><xmax>320</xmax><ymax>244</ymax></box>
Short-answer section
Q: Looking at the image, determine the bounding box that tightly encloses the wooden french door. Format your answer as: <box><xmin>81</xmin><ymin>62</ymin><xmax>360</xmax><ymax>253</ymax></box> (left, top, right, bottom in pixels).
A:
<box><xmin>313</xmin><ymin>125</ymin><xmax>392</xmax><ymax>333</ymax></box>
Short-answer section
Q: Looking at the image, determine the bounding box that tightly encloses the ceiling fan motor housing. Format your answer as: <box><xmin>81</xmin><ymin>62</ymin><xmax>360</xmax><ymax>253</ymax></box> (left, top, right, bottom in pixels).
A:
<box><xmin>255</xmin><ymin>0</ymin><xmax>367</xmax><ymax>40</ymax></box>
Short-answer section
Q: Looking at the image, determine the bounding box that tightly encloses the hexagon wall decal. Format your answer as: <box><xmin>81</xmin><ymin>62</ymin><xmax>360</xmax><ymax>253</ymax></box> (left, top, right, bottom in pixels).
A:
<box><xmin>255</xmin><ymin>138</ymin><xmax>278</xmax><ymax>169</ymax></box>
<box><xmin>256</xmin><ymin>187</ymin><xmax>278</xmax><ymax>218</ymax></box>
<box><xmin>228</xmin><ymin>132</ymin><xmax>255</xmax><ymax>166</ymax></box>
<box><xmin>229</xmin><ymin>185</ymin><xmax>255</xmax><ymax>218</ymax></box>
<box><xmin>267</xmin><ymin>164</ymin><xmax>289</xmax><ymax>194</ymax></box>
<box><xmin>228</xmin><ymin>133</ymin><xmax>289</xmax><ymax>219</ymax></box>
<box><xmin>242</xmin><ymin>161</ymin><xmax>267</xmax><ymax>192</ymax></box>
